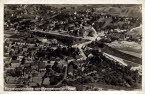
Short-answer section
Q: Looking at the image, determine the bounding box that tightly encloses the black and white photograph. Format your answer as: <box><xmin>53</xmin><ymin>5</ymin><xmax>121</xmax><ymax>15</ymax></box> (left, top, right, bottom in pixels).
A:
<box><xmin>3</xmin><ymin>4</ymin><xmax>142</xmax><ymax>91</ymax></box>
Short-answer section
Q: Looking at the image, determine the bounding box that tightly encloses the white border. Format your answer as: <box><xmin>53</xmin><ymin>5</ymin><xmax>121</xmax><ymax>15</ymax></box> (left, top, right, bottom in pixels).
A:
<box><xmin>0</xmin><ymin>0</ymin><xmax>144</xmax><ymax>94</ymax></box>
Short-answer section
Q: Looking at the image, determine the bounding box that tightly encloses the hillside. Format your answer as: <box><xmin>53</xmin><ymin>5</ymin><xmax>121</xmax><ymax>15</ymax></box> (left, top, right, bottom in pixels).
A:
<box><xmin>126</xmin><ymin>25</ymin><xmax>142</xmax><ymax>37</ymax></box>
<box><xmin>48</xmin><ymin>4</ymin><xmax>141</xmax><ymax>18</ymax></box>
<box><xmin>94</xmin><ymin>6</ymin><xmax>141</xmax><ymax>17</ymax></box>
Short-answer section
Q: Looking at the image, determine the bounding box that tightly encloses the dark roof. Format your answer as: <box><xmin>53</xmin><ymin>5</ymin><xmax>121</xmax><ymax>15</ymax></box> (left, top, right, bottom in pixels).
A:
<box><xmin>11</xmin><ymin>60</ymin><xmax>19</xmax><ymax>63</ymax></box>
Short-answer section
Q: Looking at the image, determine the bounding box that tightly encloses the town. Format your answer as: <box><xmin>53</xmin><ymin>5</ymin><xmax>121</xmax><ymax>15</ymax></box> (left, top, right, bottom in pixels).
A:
<box><xmin>4</xmin><ymin>4</ymin><xmax>142</xmax><ymax>91</ymax></box>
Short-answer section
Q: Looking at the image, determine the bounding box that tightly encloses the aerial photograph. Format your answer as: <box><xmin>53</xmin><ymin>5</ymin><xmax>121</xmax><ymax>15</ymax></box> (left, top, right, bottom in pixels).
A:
<box><xmin>4</xmin><ymin>4</ymin><xmax>142</xmax><ymax>91</ymax></box>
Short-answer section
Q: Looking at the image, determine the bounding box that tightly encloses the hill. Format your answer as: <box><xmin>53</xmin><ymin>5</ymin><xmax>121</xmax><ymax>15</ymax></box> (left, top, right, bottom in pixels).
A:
<box><xmin>126</xmin><ymin>25</ymin><xmax>142</xmax><ymax>37</ymax></box>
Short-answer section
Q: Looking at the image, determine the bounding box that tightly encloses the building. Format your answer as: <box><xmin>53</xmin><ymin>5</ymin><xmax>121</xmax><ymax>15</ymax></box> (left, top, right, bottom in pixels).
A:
<box><xmin>11</xmin><ymin>60</ymin><xmax>20</xmax><ymax>68</ymax></box>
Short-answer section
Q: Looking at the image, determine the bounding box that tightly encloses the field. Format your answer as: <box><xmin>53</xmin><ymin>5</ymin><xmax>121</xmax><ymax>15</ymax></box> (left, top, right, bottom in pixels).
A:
<box><xmin>106</xmin><ymin>41</ymin><xmax>142</xmax><ymax>58</ymax></box>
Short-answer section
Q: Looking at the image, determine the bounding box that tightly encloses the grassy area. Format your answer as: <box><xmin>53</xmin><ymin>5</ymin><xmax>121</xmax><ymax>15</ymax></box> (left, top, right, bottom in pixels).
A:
<box><xmin>118</xmin><ymin>50</ymin><xmax>141</xmax><ymax>58</ymax></box>
<box><xmin>101</xmin><ymin>44</ymin><xmax>142</xmax><ymax>64</ymax></box>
